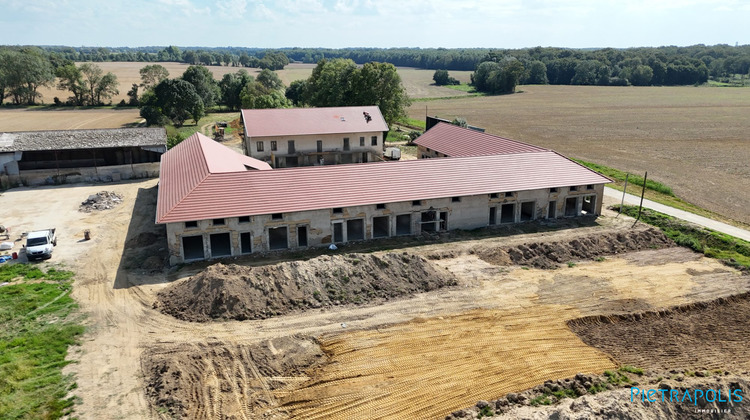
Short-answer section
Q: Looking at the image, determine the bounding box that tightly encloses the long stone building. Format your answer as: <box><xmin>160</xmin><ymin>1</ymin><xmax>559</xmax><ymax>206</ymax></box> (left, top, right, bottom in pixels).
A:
<box><xmin>157</xmin><ymin>128</ymin><xmax>610</xmax><ymax>265</ymax></box>
<box><xmin>241</xmin><ymin>106</ymin><xmax>389</xmax><ymax>167</ymax></box>
<box><xmin>0</xmin><ymin>128</ymin><xmax>166</xmax><ymax>188</ymax></box>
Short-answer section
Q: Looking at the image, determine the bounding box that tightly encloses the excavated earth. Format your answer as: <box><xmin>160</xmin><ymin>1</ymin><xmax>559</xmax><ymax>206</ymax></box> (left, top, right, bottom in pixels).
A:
<box><xmin>154</xmin><ymin>252</ymin><xmax>458</xmax><ymax>322</ymax></box>
<box><xmin>472</xmin><ymin>227</ymin><xmax>674</xmax><ymax>269</ymax></box>
<box><xmin>452</xmin><ymin>292</ymin><xmax>750</xmax><ymax>419</ymax></box>
<box><xmin>142</xmin><ymin>337</ymin><xmax>325</xmax><ymax>419</ymax></box>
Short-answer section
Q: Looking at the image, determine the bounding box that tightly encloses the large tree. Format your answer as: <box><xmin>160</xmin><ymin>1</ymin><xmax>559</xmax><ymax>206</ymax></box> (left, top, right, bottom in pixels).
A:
<box><xmin>1</xmin><ymin>48</ymin><xmax>54</xmax><ymax>105</ymax></box>
<box><xmin>300</xmin><ymin>58</ymin><xmax>410</xmax><ymax>125</ymax></box>
<box><xmin>239</xmin><ymin>69</ymin><xmax>291</xmax><ymax>110</ymax></box>
<box><xmin>471</xmin><ymin>58</ymin><xmax>525</xmax><ymax>94</ymax></box>
<box><xmin>526</xmin><ymin>60</ymin><xmax>548</xmax><ymax>84</ymax></box>
<box><xmin>150</xmin><ymin>78</ymin><xmax>205</xmax><ymax>127</ymax></box>
<box><xmin>139</xmin><ymin>64</ymin><xmax>169</xmax><ymax>89</ymax></box>
<box><xmin>77</xmin><ymin>63</ymin><xmax>119</xmax><ymax>105</ymax></box>
<box><xmin>218</xmin><ymin>69</ymin><xmax>253</xmax><ymax>111</ymax></box>
<box><xmin>182</xmin><ymin>65</ymin><xmax>219</xmax><ymax>107</ymax></box>
<box><xmin>55</xmin><ymin>63</ymin><xmax>86</xmax><ymax>105</ymax></box>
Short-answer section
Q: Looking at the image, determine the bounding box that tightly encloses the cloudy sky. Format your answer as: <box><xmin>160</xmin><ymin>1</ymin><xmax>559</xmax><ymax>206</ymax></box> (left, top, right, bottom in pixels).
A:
<box><xmin>1</xmin><ymin>0</ymin><xmax>748</xmax><ymax>48</ymax></box>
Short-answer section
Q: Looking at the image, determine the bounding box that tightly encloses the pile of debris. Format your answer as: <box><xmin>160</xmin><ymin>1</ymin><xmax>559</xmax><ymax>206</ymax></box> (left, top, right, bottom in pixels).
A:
<box><xmin>79</xmin><ymin>191</ymin><xmax>123</xmax><ymax>212</ymax></box>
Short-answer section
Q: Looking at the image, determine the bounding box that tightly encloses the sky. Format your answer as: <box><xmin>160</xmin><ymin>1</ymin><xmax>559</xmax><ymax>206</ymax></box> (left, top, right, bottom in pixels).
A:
<box><xmin>1</xmin><ymin>0</ymin><xmax>749</xmax><ymax>49</ymax></box>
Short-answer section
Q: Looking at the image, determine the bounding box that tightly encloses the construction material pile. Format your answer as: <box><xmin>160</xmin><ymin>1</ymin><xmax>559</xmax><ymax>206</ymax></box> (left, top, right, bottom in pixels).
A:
<box><xmin>155</xmin><ymin>252</ymin><xmax>458</xmax><ymax>322</ymax></box>
<box><xmin>79</xmin><ymin>191</ymin><xmax>123</xmax><ymax>212</ymax></box>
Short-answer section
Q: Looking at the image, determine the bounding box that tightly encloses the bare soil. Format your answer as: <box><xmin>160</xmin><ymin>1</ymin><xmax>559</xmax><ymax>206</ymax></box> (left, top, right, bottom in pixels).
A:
<box><xmin>473</xmin><ymin>228</ymin><xmax>673</xmax><ymax>269</ymax></box>
<box><xmin>2</xmin><ymin>184</ymin><xmax>748</xmax><ymax>420</ymax></box>
<box><xmin>0</xmin><ymin>107</ymin><xmax>141</xmax><ymax>131</ymax></box>
<box><xmin>154</xmin><ymin>253</ymin><xmax>457</xmax><ymax>322</ymax></box>
<box><xmin>142</xmin><ymin>337</ymin><xmax>324</xmax><ymax>420</ymax></box>
<box><xmin>569</xmin><ymin>292</ymin><xmax>750</xmax><ymax>372</ymax></box>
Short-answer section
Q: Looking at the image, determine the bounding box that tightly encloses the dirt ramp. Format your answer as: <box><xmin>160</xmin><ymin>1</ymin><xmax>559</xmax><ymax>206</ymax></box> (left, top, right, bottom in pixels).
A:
<box><xmin>568</xmin><ymin>292</ymin><xmax>750</xmax><ymax>372</ymax></box>
<box><xmin>143</xmin><ymin>337</ymin><xmax>323</xmax><ymax>419</ymax></box>
<box><xmin>155</xmin><ymin>252</ymin><xmax>457</xmax><ymax>322</ymax></box>
<box><xmin>477</xmin><ymin>228</ymin><xmax>673</xmax><ymax>268</ymax></box>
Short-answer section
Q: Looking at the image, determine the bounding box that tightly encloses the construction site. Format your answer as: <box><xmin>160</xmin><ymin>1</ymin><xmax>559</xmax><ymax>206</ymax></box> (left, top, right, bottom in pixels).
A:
<box><xmin>1</xmin><ymin>175</ymin><xmax>748</xmax><ymax>419</ymax></box>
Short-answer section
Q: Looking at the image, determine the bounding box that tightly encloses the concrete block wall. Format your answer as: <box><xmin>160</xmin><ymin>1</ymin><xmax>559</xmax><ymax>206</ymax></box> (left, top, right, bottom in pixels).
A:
<box><xmin>165</xmin><ymin>184</ymin><xmax>605</xmax><ymax>265</ymax></box>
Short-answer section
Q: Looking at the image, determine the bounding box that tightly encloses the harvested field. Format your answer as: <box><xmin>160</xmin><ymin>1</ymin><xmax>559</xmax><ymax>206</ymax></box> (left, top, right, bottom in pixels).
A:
<box><xmin>0</xmin><ymin>107</ymin><xmax>141</xmax><ymax>131</ymax></box>
<box><xmin>474</xmin><ymin>228</ymin><xmax>673</xmax><ymax>269</ymax></box>
<box><xmin>569</xmin><ymin>292</ymin><xmax>750</xmax><ymax>372</ymax></box>
<box><xmin>410</xmin><ymin>85</ymin><xmax>750</xmax><ymax>225</ymax></box>
<box><xmin>143</xmin><ymin>337</ymin><xmax>324</xmax><ymax>420</ymax></box>
<box><xmin>154</xmin><ymin>253</ymin><xmax>457</xmax><ymax>322</ymax></box>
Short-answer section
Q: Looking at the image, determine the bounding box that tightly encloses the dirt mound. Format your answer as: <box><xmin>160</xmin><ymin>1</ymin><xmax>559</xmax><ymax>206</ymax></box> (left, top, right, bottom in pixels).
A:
<box><xmin>476</xmin><ymin>228</ymin><xmax>673</xmax><ymax>268</ymax></box>
<box><xmin>451</xmin><ymin>370</ymin><xmax>750</xmax><ymax>420</ymax></box>
<box><xmin>155</xmin><ymin>252</ymin><xmax>458</xmax><ymax>322</ymax></box>
<box><xmin>78</xmin><ymin>191</ymin><xmax>123</xmax><ymax>212</ymax></box>
<box><xmin>568</xmin><ymin>291</ymin><xmax>750</xmax><ymax>372</ymax></box>
<box><xmin>142</xmin><ymin>337</ymin><xmax>324</xmax><ymax>419</ymax></box>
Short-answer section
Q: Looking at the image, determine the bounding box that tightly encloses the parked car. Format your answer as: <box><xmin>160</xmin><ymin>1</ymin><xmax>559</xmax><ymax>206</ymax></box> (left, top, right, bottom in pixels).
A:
<box><xmin>25</xmin><ymin>229</ymin><xmax>57</xmax><ymax>261</ymax></box>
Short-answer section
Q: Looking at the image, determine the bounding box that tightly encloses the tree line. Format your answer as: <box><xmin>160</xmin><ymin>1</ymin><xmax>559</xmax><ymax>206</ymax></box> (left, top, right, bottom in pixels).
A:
<box><xmin>138</xmin><ymin>58</ymin><xmax>409</xmax><ymax>128</ymax></box>
<box><xmin>0</xmin><ymin>46</ymin><xmax>119</xmax><ymax>105</ymax></box>
<box><xmin>32</xmin><ymin>45</ymin><xmax>290</xmax><ymax>70</ymax></box>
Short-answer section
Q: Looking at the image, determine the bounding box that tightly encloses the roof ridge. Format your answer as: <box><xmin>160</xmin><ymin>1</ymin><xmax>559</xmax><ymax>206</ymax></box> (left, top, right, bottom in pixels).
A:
<box><xmin>156</xmin><ymin>134</ymin><xmax>212</xmax><ymax>223</ymax></box>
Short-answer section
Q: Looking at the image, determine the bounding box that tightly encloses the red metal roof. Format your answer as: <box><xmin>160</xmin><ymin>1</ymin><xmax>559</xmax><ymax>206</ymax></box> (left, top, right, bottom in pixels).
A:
<box><xmin>156</xmin><ymin>136</ymin><xmax>611</xmax><ymax>224</ymax></box>
<box><xmin>156</xmin><ymin>133</ymin><xmax>270</xmax><ymax>223</ymax></box>
<box><xmin>414</xmin><ymin>122</ymin><xmax>548</xmax><ymax>157</ymax></box>
<box><xmin>241</xmin><ymin>106</ymin><xmax>389</xmax><ymax>138</ymax></box>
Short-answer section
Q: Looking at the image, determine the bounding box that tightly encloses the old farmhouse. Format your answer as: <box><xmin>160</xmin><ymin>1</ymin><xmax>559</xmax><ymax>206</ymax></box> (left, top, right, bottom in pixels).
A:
<box><xmin>157</xmin><ymin>127</ymin><xmax>610</xmax><ymax>265</ymax></box>
<box><xmin>0</xmin><ymin>127</ymin><xmax>166</xmax><ymax>188</ymax></box>
<box><xmin>241</xmin><ymin>106</ymin><xmax>389</xmax><ymax>167</ymax></box>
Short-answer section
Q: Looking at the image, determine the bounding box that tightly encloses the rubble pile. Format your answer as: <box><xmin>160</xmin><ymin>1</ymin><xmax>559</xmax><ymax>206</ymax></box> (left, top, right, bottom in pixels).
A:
<box><xmin>79</xmin><ymin>191</ymin><xmax>123</xmax><ymax>212</ymax></box>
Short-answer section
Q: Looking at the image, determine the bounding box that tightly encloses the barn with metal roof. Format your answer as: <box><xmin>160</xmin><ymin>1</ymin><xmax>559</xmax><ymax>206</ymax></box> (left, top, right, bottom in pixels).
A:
<box><xmin>157</xmin><ymin>130</ymin><xmax>610</xmax><ymax>265</ymax></box>
<box><xmin>0</xmin><ymin>127</ymin><xmax>166</xmax><ymax>188</ymax></box>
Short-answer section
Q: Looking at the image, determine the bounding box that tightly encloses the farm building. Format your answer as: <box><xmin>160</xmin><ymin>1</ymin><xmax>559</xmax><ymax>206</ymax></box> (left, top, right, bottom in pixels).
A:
<box><xmin>0</xmin><ymin>128</ymin><xmax>166</xmax><ymax>188</ymax></box>
<box><xmin>414</xmin><ymin>122</ymin><xmax>544</xmax><ymax>159</ymax></box>
<box><xmin>241</xmin><ymin>106</ymin><xmax>389</xmax><ymax>167</ymax></box>
<box><xmin>157</xmin><ymin>132</ymin><xmax>610</xmax><ymax>265</ymax></box>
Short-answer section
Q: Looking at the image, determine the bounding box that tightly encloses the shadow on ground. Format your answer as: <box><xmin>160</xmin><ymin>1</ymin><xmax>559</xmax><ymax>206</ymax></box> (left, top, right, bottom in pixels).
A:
<box><xmin>114</xmin><ymin>184</ymin><xmax>167</xmax><ymax>289</ymax></box>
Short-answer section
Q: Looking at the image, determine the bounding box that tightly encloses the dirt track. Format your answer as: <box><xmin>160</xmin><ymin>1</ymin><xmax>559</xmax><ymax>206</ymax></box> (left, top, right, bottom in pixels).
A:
<box><xmin>1</xmin><ymin>182</ymin><xmax>748</xmax><ymax>419</ymax></box>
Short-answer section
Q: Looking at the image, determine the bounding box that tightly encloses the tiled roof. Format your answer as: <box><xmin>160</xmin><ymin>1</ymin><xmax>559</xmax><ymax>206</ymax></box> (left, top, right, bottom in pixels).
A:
<box><xmin>241</xmin><ymin>106</ymin><xmax>389</xmax><ymax>138</ymax></box>
<box><xmin>156</xmin><ymin>133</ymin><xmax>271</xmax><ymax>224</ymax></box>
<box><xmin>0</xmin><ymin>128</ymin><xmax>167</xmax><ymax>153</ymax></box>
<box><xmin>156</xmin><ymin>137</ymin><xmax>611</xmax><ymax>224</ymax></box>
<box><xmin>414</xmin><ymin>122</ymin><xmax>548</xmax><ymax>156</ymax></box>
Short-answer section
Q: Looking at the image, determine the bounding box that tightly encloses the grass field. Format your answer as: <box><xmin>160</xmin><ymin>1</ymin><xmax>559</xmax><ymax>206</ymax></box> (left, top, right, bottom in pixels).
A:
<box><xmin>0</xmin><ymin>264</ymin><xmax>83</xmax><ymax>419</ymax></box>
<box><xmin>409</xmin><ymin>85</ymin><xmax>750</xmax><ymax>225</ymax></box>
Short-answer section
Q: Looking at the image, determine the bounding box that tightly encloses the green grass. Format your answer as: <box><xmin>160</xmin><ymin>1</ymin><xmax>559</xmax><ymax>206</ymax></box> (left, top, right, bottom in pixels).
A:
<box><xmin>165</xmin><ymin>112</ymin><xmax>240</xmax><ymax>147</ymax></box>
<box><xmin>617</xmin><ymin>205</ymin><xmax>750</xmax><ymax>270</ymax></box>
<box><xmin>619</xmin><ymin>365</ymin><xmax>644</xmax><ymax>375</ymax></box>
<box><xmin>395</xmin><ymin>117</ymin><xmax>426</xmax><ymax>130</ymax></box>
<box><xmin>386</xmin><ymin>130</ymin><xmax>411</xmax><ymax>143</ymax></box>
<box><xmin>529</xmin><ymin>395</ymin><xmax>552</xmax><ymax>406</ymax></box>
<box><xmin>571</xmin><ymin>159</ymin><xmax>674</xmax><ymax>196</ymax></box>
<box><xmin>0</xmin><ymin>265</ymin><xmax>83</xmax><ymax>419</ymax></box>
<box><xmin>444</xmin><ymin>83</ymin><xmax>477</xmax><ymax>93</ymax></box>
